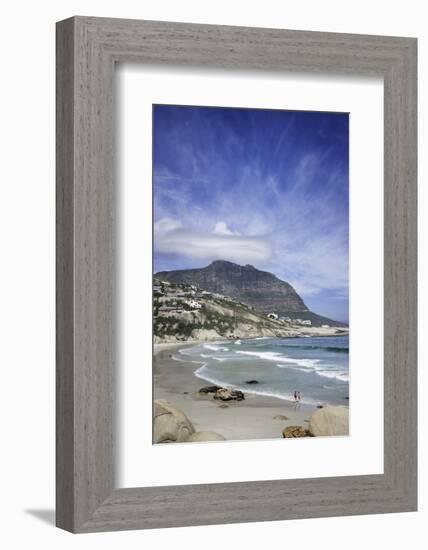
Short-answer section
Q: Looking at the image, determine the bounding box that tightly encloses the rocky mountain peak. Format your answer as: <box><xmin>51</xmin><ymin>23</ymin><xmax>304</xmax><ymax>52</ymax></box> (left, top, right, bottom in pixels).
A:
<box><xmin>155</xmin><ymin>260</ymin><xmax>308</xmax><ymax>314</ymax></box>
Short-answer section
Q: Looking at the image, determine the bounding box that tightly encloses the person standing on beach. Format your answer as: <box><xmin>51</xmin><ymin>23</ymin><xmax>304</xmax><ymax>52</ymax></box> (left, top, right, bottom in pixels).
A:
<box><xmin>293</xmin><ymin>390</ymin><xmax>298</xmax><ymax>402</ymax></box>
<box><xmin>298</xmin><ymin>391</ymin><xmax>301</xmax><ymax>402</ymax></box>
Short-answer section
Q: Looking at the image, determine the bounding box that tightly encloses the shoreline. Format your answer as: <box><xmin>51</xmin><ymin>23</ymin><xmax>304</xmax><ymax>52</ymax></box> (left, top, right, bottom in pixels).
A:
<box><xmin>153</xmin><ymin>341</ymin><xmax>319</xmax><ymax>441</ymax></box>
<box><xmin>154</xmin><ymin>326</ymin><xmax>349</xmax><ymax>347</ymax></box>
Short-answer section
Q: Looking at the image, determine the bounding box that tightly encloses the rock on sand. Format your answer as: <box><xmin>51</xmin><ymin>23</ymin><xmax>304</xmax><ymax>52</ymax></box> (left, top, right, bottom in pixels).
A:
<box><xmin>282</xmin><ymin>426</ymin><xmax>309</xmax><ymax>438</ymax></box>
<box><xmin>154</xmin><ymin>400</ymin><xmax>226</xmax><ymax>443</ymax></box>
<box><xmin>213</xmin><ymin>388</ymin><xmax>245</xmax><ymax>401</ymax></box>
<box><xmin>308</xmin><ymin>406</ymin><xmax>349</xmax><ymax>436</ymax></box>
<box><xmin>154</xmin><ymin>400</ymin><xmax>195</xmax><ymax>443</ymax></box>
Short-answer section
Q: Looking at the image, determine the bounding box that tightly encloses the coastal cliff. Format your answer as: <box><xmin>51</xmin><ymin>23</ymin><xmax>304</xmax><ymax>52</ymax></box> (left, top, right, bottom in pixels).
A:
<box><xmin>155</xmin><ymin>260</ymin><xmax>347</xmax><ymax>327</ymax></box>
<box><xmin>153</xmin><ymin>276</ymin><xmax>348</xmax><ymax>343</ymax></box>
<box><xmin>156</xmin><ymin>260</ymin><xmax>307</xmax><ymax>312</ymax></box>
<box><xmin>153</xmin><ymin>282</ymin><xmax>300</xmax><ymax>343</ymax></box>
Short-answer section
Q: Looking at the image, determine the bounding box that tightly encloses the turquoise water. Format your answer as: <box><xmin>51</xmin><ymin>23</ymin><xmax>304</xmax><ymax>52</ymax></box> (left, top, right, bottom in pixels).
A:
<box><xmin>175</xmin><ymin>335</ymin><xmax>349</xmax><ymax>406</ymax></box>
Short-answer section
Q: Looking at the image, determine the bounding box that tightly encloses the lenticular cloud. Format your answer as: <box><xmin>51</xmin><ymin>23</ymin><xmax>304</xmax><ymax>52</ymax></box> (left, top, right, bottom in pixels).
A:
<box><xmin>155</xmin><ymin>218</ymin><xmax>271</xmax><ymax>264</ymax></box>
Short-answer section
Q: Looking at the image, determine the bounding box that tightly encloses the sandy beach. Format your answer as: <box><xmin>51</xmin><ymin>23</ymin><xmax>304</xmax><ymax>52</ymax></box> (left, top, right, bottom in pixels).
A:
<box><xmin>154</xmin><ymin>342</ymin><xmax>318</xmax><ymax>442</ymax></box>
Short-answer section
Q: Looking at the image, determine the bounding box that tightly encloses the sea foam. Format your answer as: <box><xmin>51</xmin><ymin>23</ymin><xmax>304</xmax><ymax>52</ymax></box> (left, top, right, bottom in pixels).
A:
<box><xmin>203</xmin><ymin>343</ymin><xmax>229</xmax><ymax>352</ymax></box>
<box><xmin>236</xmin><ymin>350</ymin><xmax>320</xmax><ymax>369</ymax></box>
<box><xmin>193</xmin><ymin>365</ymin><xmax>318</xmax><ymax>404</ymax></box>
<box><xmin>316</xmin><ymin>370</ymin><xmax>349</xmax><ymax>382</ymax></box>
<box><xmin>180</xmin><ymin>335</ymin><xmax>348</xmax><ymax>407</ymax></box>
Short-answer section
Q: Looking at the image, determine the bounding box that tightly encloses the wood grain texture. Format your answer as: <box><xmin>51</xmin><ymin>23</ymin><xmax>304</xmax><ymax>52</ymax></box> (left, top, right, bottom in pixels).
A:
<box><xmin>56</xmin><ymin>16</ymin><xmax>417</xmax><ymax>533</ymax></box>
<box><xmin>56</xmin><ymin>18</ymin><xmax>75</xmax><ymax>532</ymax></box>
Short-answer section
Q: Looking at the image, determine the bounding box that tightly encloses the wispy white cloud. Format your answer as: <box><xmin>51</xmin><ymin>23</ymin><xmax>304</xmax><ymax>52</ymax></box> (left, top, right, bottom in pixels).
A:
<box><xmin>272</xmin><ymin>232</ymin><xmax>349</xmax><ymax>296</ymax></box>
<box><xmin>153</xmin><ymin>105</ymin><xmax>349</xmax><ymax>320</ymax></box>
<box><xmin>155</xmin><ymin>217</ymin><xmax>271</xmax><ymax>264</ymax></box>
<box><xmin>154</xmin><ymin>217</ymin><xmax>182</xmax><ymax>234</ymax></box>
<box><xmin>213</xmin><ymin>221</ymin><xmax>239</xmax><ymax>236</ymax></box>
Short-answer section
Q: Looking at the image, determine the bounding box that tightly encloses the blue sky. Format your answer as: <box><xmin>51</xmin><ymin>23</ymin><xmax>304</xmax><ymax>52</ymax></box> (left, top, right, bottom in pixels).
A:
<box><xmin>153</xmin><ymin>105</ymin><xmax>349</xmax><ymax>323</ymax></box>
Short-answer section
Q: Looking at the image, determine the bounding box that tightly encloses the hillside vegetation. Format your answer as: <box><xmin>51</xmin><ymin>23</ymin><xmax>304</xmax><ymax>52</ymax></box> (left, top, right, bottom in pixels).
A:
<box><xmin>155</xmin><ymin>260</ymin><xmax>347</xmax><ymax>327</ymax></box>
<box><xmin>153</xmin><ymin>279</ymin><xmax>347</xmax><ymax>343</ymax></box>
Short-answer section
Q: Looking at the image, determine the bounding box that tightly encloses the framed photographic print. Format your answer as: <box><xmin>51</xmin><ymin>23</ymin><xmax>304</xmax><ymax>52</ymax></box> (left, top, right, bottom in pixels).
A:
<box><xmin>151</xmin><ymin>104</ymin><xmax>351</xmax><ymax>445</ymax></box>
<box><xmin>56</xmin><ymin>17</ymin><xmax>417</xmax><ymax>532</ymax></box>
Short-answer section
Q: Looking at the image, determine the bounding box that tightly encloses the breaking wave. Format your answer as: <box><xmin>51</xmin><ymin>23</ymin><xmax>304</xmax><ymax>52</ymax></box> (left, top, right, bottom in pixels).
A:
<box><xmin>236</xmin><ymin>350</ymin><xmax>320</xmax><ymax>369</ymax></box>
<box><xmin>193</xmin><ymin>364</ymin><xmax>320</xmax><ymax>405</ymax></box>
<box><xmin>203</xmin><ymin>343</ymin><xmax>229</xmax><ymax>352</ymax></box>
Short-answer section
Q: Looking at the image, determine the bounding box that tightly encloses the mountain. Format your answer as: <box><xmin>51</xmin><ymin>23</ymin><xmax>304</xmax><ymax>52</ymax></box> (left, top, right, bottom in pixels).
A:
<box><xmin>153</xmin><ymin>280</ymin><xmax>307</xmax><ymax>343</ymax></box>
<box><xmin>155</xmin><ymin>260</ymin><xmax>347</xmax><ymax>327</ymax></box>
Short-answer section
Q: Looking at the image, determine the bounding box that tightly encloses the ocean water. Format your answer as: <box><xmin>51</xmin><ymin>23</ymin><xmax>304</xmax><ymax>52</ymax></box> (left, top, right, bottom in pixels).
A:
<box><xmin>175</xmin><ymin>336</ymin><xmax>349</xmax><ymax>406</ymax></box>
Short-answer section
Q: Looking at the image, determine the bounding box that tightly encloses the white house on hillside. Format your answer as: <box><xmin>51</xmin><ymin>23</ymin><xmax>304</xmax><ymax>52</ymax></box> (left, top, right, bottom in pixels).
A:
<box><xmin>184</xmin><ymin>299</ymin><xmax>202</xmax><ymax>310</ymax></box>
<box><xmin>267</xmin><ymin>312</ymin><xmax>279</xmax><ymax>320</ymax></box>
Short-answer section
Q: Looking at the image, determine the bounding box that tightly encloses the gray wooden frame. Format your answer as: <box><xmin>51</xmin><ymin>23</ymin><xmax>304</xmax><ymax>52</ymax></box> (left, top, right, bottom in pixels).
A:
<box><xmin>56</xmin><ymin>16</ymin><xmax>417</xmax><ymax>533</ymax></box>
